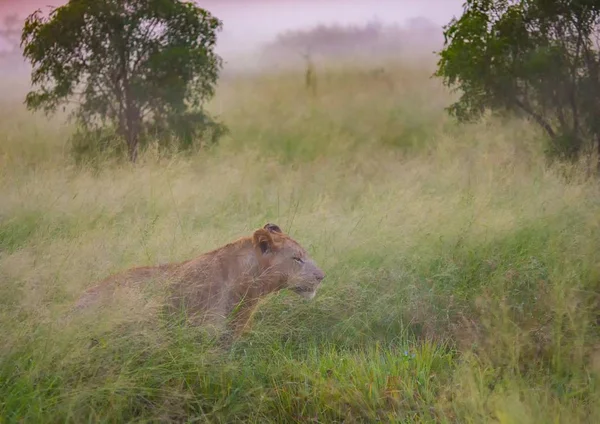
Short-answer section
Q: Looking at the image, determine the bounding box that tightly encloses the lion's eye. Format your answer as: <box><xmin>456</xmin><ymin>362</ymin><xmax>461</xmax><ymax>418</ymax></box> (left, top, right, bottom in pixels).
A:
<box><xmin>293</xmin><ymin>257</ymin><xmax>304</xmax><ymax>264</ymax></box>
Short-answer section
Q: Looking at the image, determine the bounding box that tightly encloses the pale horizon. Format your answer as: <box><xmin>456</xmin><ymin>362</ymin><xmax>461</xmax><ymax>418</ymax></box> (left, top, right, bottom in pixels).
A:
<box><xmin>0</xmin><ymin>0</ymin><xmax>463</xmax><ymax>52</ymax></box>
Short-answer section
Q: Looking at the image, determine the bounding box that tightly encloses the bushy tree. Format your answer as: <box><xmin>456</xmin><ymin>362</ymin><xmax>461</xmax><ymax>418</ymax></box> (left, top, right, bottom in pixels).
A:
<box><xmin>435</xmin><ymin>0</ymin><xmax>600</xmax><ymax>169</ymax></box>
<box><xmin>21</xmin><ymin>0</ymin><xmax>226</xmax><ymax>162</ymax></box>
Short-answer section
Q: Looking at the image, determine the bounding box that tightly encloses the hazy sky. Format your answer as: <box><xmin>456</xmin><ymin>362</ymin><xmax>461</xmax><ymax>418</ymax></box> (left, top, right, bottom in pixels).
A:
<box><xmin>0</xmin><ymin>0</ymin><xmax>464</xmax><ymax>54</ymax></box>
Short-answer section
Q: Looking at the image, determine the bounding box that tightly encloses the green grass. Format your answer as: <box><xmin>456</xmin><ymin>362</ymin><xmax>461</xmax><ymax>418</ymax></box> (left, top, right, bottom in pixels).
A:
<box><xmin>1</xmin><ymin>60</ymin><xmax>600</xmax><ymax>423</ymax></box>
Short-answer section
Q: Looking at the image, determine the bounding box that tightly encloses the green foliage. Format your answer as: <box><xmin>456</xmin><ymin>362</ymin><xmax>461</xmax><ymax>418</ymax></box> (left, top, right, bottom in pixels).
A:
<box><xmin>2</xmin><ymin>63</ymin><xmax>600</xmax><ymax>422</ymax></box>
<box><xmin>0</xmin><ymin>213</ymin><xmax>42</xmax><ymax>253</ymax></box>
<box><xmin>435</xmin><ymin>0</ymin><xmax>600</xmax><ymax>166</ymax></box>
<box><xmin>20</xmin><ymin>0</ymin><xmax>226</xmax><ymax>162</ymax></box>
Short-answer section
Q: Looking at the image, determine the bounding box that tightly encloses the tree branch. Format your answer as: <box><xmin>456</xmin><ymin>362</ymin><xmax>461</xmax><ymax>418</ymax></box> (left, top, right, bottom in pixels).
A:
<box><xmin>130</xmin><ymin>17</ymin><xmax>161</xmax><ymax>73</ymax></box>
<box><xmin>514</xmin><ymin>97</ymin><xmax>556</xmax><ymax>139</ymax></box>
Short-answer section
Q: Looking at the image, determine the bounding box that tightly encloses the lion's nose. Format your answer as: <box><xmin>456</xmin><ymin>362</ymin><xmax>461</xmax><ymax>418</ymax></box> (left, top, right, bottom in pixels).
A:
<box><xmin>315</xmin><ymin>270</ymin><xmax>325</xmax><ymax>282</ymax></box>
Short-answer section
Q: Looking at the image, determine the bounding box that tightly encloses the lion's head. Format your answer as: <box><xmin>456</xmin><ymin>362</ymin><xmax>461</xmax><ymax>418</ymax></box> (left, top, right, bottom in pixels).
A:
<box><xmin>252</xmin><ymin>223</ymin><xmax>325</xmax><ymax>299</ymax></box>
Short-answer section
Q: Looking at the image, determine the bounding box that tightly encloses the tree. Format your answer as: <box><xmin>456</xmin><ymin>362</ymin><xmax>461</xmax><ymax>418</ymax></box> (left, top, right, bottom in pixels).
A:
<box><xmin>21</xmin><ymin>0</ymin><xmax>226</xmax><ymax>162</ymax></box>
<box><xmin>435</xmin><ymin>0</ymin><xmax>600</xmax><ymax>170</ymax></box>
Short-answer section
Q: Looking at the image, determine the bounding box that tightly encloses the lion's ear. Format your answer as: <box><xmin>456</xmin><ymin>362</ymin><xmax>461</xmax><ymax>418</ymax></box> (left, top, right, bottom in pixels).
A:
<box><xmin>253</xmin><ymin>228</ymin><xmax>274</xmax><ymax>254</ymax></box>
<box><xmin>264</xmin><ymin>223</ymin><xmax>282</xmax><ymax>234</ymax></box>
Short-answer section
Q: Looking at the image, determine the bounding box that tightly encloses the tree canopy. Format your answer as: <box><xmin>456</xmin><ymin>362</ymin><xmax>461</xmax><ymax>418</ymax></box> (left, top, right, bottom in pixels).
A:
<box><xmin>21</xmin><ymin>0</ymin><xmax>226</xmax><ymax>162</ymax></box>
<box><xmin>435</xmin><ymin>0</ymin><xmax>600</xmax><ymax>168</ymax></box>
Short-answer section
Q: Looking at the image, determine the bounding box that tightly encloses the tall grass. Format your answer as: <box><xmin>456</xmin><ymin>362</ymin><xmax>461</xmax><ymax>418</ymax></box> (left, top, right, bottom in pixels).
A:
<box><xmin>1</xmin><ymin>60</ymin><xmax>599</xmax><ymax>423</ymax></box>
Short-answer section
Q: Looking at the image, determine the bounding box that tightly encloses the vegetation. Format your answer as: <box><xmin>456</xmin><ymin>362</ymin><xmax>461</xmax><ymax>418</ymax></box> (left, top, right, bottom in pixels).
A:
<box><xmin>435</xmin><ymin>0</ymin><xmax>600</xmax><ymax>168</ymax></box>
<box><xmin>260</xmin><ymin>18</ymin><xmax>441</xmax><ymax>67</ymax></box>
<box><xmin>1</xmin><ymin>0</ymin><xmax>600</xmax><ymax>421</ymax></box>
<box><xmin>20</xmin><ymin>0</ymin><xmax>226</xmax><ymax>163</ymax></box>
<box><xmin>1</xmin><ymin>60</ymin><xmax>599</xmax><ymax>422</ymax></box>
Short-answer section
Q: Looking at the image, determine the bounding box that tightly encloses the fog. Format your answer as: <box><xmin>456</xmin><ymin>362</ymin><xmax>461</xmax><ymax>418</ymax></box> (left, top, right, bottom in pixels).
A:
<box><xmin>203</xmin><ymin>1</ymin><xmax>462</xmax><ymax>48</ymax></box>
<box><xmin>202</xmin><ymin>0</ymin><xmax>464</xmax><ymax>71</ymax></box>
<box><xmin>0</xmin><ymin>0</ymin><xmax>464</xmax><ymax>75</ymax></box>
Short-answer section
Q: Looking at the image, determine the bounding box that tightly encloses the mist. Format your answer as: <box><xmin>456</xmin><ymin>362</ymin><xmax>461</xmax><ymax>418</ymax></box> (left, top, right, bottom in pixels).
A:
<box><xmin>0</xmin><ymin>0</ymin><xmax>464</xmax><ymax>77</ymax></box>
<box><xmin>205</xmin><ymin>0</ymin><xmax>463</xmax><ymax>72</ymax></box>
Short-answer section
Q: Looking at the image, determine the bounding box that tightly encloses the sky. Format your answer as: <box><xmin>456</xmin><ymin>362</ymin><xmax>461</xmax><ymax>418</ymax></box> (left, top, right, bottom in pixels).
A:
<box><xmin>0</xmin><ymin>0</ymin><xmax>465</xmax><ymax>61</ymax></box>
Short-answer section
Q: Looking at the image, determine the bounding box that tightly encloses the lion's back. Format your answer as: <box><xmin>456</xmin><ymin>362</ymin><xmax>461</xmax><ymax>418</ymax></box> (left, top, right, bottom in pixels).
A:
<box><xmin>73</xmin><ymin>264</ymin><xmax>177</xmax><ymax>311</ymax></box>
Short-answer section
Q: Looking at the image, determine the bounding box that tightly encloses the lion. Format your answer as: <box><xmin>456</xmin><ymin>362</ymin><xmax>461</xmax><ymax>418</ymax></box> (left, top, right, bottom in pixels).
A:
<box><xmin>73</xmin><ymin>223</ymin><xmax>325</xmax><ymax>338</ymax></box>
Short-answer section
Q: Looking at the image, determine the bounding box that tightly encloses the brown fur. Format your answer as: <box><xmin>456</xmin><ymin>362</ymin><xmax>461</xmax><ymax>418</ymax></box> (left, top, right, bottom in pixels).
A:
<box><xmin>74</xmin><ymin>223</ymin><xmax>325</xmax><ymax>337</ymax></box>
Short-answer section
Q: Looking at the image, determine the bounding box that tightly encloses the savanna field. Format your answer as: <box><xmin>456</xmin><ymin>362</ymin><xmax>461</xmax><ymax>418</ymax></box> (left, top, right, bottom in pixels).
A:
<box><xmin>1</xmin><ymin>60</ymin><xmax>600</xmax><ymax>423</ymax></box>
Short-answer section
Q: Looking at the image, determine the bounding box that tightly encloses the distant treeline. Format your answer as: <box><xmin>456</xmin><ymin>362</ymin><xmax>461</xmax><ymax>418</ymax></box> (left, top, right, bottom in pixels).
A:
<box><xmin>259</xmin><ymin>18</ymin><xmax>443</xmax><ymax>62</ymax></box>
<box><xmin>0</xmin><ymin>14</ymin><xmax>20</xmax><ymax>55</ymax></box>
